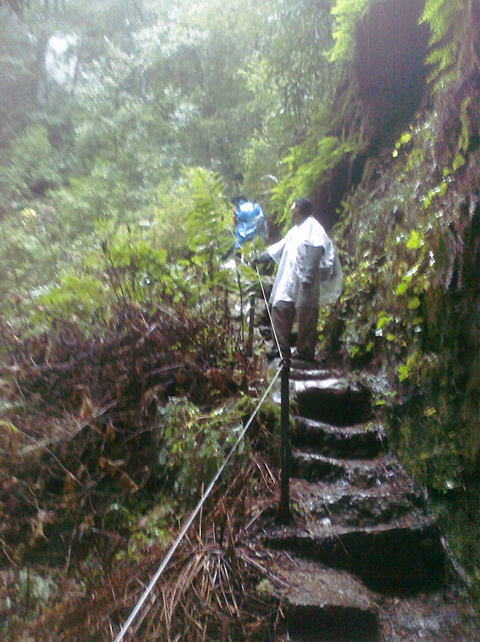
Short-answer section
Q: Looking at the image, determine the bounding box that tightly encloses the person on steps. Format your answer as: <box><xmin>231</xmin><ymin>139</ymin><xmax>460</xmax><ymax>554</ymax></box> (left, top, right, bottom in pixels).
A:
<box><xmin>254</xmin><ymin>198</ymin><xmax>342</xmax><ymax>363</ymax></box>
<box><xmin>222</xmin><ymin>196</ymin><xmax>267</xmax><ymax>261</ymax></box>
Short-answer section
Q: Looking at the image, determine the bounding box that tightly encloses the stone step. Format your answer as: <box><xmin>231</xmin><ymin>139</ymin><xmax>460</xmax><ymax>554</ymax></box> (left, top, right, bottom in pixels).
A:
<box><xmin>290</xmin><ymin>451</ymin><xmax>406</xmax><ymax>488</ymax></box>
<box><xmin>259</xmin><ymin>365</ymin><xmax>480</xmax><ymax>638</ymax></box>
<box><xmin>272</xmin><ymin>376</ymin><xmax>373</xmax><ymax>426</ymax></box>
<box><xmin>288</xmin><ymin>365</ymin><xmax>334</xmax><ymax>381</ymax></box>
<box><xmin>379</xmin><ymin>585</ymin><xmax>480</xmax><ymax>640</ymax></box>
<box><xmin>290</xmin><ymin>477</ymin><xmax>429</xmax><ymax>529</ymax></box>
<box><xmin>262</xmin><ymin>515</ymin><xmax>445</xmax><ymax>592</ymax></box>
<box><xmin>260</xmin><ymin>551</ymin><xmax>379</xmax><ymax>641</ymax></box>
<box><xmin>292</xmin><ymin>416</ymin><xmax>387</xmax><ymax>459</ymax></box>
<box><xmin>256</xmin><ymin>547</ymin><xmax>480</xmax><ymax>641</ymax></box>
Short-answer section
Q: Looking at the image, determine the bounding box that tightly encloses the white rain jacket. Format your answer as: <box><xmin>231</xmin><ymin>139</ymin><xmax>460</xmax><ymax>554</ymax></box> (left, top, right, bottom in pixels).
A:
<box><xmin>267</xmin><ymin>216</ymin><xmax>342</xmax><ymax>308</ymax></box>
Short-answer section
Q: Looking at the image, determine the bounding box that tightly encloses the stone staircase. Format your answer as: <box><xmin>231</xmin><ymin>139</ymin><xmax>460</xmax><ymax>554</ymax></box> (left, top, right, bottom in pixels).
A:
<box><xmin>251</xmin><ymin>361</ymin><xmax>479</xmax><ymax>640</ymax></box>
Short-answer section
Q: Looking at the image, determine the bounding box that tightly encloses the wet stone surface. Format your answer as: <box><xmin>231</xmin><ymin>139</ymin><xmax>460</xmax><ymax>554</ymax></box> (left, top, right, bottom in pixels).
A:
<box><xmin>292</xmin><ymin>416</ymin><xmax>388</xmax><ymax>459</ymax></box>
<box><xmin>290</xmin><ymin>451</ymin><xmax>408</xmax><ymax>488</ymax></box>
<box><xmin>263</xmin><ymin>516</ymin><xmax>446</xmax><ymax>592</ymax></box>
<box><xmin>263</xmin><ymin>551</ymin><xmax>379</xmax><ymax>640</ymax></box>
<box><xmin>271</xmin><ymin>375</ymin><xmax>373</xmax><ymax>426</ymax></box>
<box><xmin>290</xmin><ymin>478</ymin><xmax>428</xmax><ymax>527</ymax></box>
<box><xmin>379</xmin><ymin>588</ymin><xmax>480</xmax><ymax>641</ymax></box>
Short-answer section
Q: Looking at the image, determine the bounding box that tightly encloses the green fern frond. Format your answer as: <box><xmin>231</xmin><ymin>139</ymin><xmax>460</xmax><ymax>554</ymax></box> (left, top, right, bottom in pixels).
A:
<box><xmin>270</xmin><ymin>135</ymin><xmax>358</xmax><ymax>226</ymax></box>
<box><xmin>421</xmin><ymin>0</ymin><xmax>473</xmax><ymax>89</ymax></box>
<box><xmin>421</xmin><ymin>0</ymin><xmax>452</xmax><ymax>24</ymax></box>
<box><xmin>183</xmin><ymin>168</ymin><xmax>231</xmax><ymax>258</ymax></box>
<box><xmin>328</xmin><ymin>0</ymin><xmax>370</xmax><ymax>62</ymax></box>
<box><xmin>425</xmin><ymin>44</ymin><xmax>457</xmax><ymax>84</ymax></box>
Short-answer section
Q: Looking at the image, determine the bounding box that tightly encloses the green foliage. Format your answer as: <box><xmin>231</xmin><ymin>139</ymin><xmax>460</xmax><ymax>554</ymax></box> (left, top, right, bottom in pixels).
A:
<box><xmin>271</xmin><ymin>135</ymin><xmax>358</xmax><ymax>227</ymax></box>
<box><xmin>14</xmin><ymin>168</ymin><xmax>254</xmax><ymax>325</ymax></box>
<box><xmin>264</xmin><ymin>0</ymin><xmax>336</xmax><ymax>119</ymax></box>
<box><xmin>133</xmin><ymin>0</ymin><xmax>272</xmax><ymax>180</ymax></box>
<box><xmin>0</xmin><ymin>1</ymin><xmax>54</xmax><ymax>154</ymax></box>
<box><xmin>421</xmin><ymin>0</ymin><xmax>480</xmax><ymax>173</ymax></box>
<box><xmin>2</xmin><ymin>125</ymin><xmax>62</xmax><ymax>200</ymax></box>
<box><xmin>435</xmin><ymin>488</ymin><xmax>480</xmax><ymax>610</ymax></box>
<box><xmin>95</xmin><ymin>222</ymin><xmax>168</xmax><ymax>303</ymax></box>
<box><xmin>184</xmin><ymin>168</ymin><xmax>231</xmax><ymax>260</ymax></box>
<box><xmin>0</xmin><ymin>0</ymin><xmax>353</xmax><ymax>319</ymax></box>
<box><xmin>239</xmin><ymin>53</ymin><xmax>285</xmax><ymax>202</ymax></box>
<box><xmin>0</xmin><ymin>205</ymin><xmax>69</xmax><ymax>322</ymax></box>
<box><xmin>155</xmin><ymin>398</ymin><xmax>247</xmax><ymax>503</ymax></box>
<box><xmin>2</xmin><ymin>0</ymin><xmax>480</xmax><ymax>630</ymax></box>
<box><xmin>52</xmin><ymin>165</ymin><xmax>134</xmax><ymax>238</ymax></box>
<box><xmin>421</xmin><ymin>0</ymin><xmax>473</xmax><ymax>88</ymax></box>
<box><xmin>390</xmin><ymin>404</ymin><xmax>461</xmax><ymax>490</ymax></box>
<box><xmin>328</xmin><ymin>0</ymin><xmax>370</xmax><ymax>62</ymax></box>
<box><xmin>35</xmin><ymin>273</ymin><xmax>109</xmax><ymax>321</ymax></box>
<box><xmin>116</xmin><ymin>500</ymin><xmax>176</xmax><ymax>562</ymax></box>
<box><xmin>181</xmin><ymin>167</ymin><xmax>262</xmax><ymax>317</ymax></box>
<box><xmin>331</xmin><ymin>68</ymin><xmax>480</xmax><ymax>505</ymax></box>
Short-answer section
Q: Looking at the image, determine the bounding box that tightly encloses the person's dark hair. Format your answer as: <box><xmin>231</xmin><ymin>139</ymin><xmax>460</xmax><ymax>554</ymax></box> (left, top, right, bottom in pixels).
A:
<box><xmin>293</xmin><ymin>198</ymin><xmax>314</xmax><ymax>217</ymax></box>
<box><xmin>232</xmin><ymin>195</ymin><xmax>247</xmax><ymax>208</ymax></box>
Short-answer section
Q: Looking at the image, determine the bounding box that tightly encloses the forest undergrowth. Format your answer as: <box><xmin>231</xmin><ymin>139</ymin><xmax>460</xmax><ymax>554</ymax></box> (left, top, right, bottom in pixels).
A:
<box><xmin>0</xmin><ymin>298</ymin><xmax>284</xmax><ymax>640</ymax></box>
<box><xmin>2</xmin><ymin>0</ymin><xmax>480</xmax><ymax>635</ymax></box>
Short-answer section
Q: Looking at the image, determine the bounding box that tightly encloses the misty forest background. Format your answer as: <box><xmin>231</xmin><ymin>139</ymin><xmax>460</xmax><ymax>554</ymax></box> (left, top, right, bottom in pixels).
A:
<box><xmin>1</xmin><ymin>0</ymin><xmax>480</xmax><ymax>638</ymax></box>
